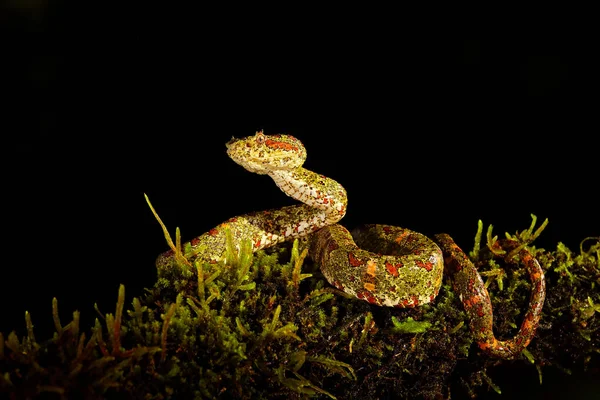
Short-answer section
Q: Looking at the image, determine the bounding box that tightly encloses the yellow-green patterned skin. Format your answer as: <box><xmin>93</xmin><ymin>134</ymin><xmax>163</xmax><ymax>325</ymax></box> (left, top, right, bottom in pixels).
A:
<box><xmin>155</xmin><ymin>131</ymin><xmax>546</xmax><ymax>359</ymax></box>
<box><xmin>310</xmin><ymin>224</ymin><xmax>443</xmax><ymax>307</ymax></box>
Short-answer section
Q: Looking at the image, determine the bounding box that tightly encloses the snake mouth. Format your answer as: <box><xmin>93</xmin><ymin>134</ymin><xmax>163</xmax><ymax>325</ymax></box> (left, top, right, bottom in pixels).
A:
<box><xmin>225</xmin><ymin>137</ymin><xmax>247</xmax><ymax>162</ymax></box>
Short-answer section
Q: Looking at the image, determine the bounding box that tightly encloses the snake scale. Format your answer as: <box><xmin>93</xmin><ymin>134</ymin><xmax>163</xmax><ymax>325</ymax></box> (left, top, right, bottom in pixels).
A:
<box><xmin>156</xmin><ymin>130</ymin><xmax>546</xmax><ymax>359</ymax></box>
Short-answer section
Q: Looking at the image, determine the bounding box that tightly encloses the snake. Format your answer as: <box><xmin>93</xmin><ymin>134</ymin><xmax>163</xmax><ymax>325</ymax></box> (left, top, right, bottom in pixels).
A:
<box><xmin>156</xmin><ymin>130</ymin><xmax>546</xmax><ymax>359</ymax></box>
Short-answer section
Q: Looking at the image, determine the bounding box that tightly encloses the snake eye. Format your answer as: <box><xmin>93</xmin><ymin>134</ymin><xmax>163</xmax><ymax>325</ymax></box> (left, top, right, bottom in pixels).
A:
<box><xmin>256</xmin><ymin>131</ymin><xmax>265</xmax><ymax>144</ymax></box>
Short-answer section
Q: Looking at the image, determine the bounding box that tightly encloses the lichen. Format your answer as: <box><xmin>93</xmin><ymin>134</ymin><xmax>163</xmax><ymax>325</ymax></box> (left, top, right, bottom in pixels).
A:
<box><xmin>0</xmin><ymin>210</ymin><xmax>598</xmax><ymax>399</ymax></box>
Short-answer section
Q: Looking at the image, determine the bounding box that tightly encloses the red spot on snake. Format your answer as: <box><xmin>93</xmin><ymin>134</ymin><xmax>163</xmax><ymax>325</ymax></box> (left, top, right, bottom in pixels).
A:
<box><xmin>191</xmin><ymin>237</ymin><xmax>201</xmax><ymax>246</ymax></box>
<box><xmin>265</xmin><ymin>139</ymin><xmax>299</xmax><ymax>152</ymax></box>
<box><xmin>399</xmin><ymin>298</ymin><xmax>411</xmax><ymax>307</ymax></box>
<box><xmin>462</xmin><ymin>297</ymin><xmax>474</xmax><ymax>310</ymax></box>
<box><xmin>394</xmin><ymin>231</ymin><xmax>410</xmax><ymax>244</ymax></box>
<box><xmin>357</xmin><ymin>290</ymin><xmax>379</xmax><ymax>305</ymax></box>
<box><xmin>415</xmin><ymin>260</ymin><xmax>433</xmax><ymax>271</ymax></box>
<box><xmin>385</xmin><ymin>262</ymin><xmax>399</xmax><ymax>277</ymax></box>
<box><xmin>398</xmin><ymin>296</ymin><xmax>419</xmax><ymax>307</ymax></box>
<box><xmin>332</xmin><ymin>280</ymin><xmax>345</xmax><ymax>290</ymax></box>
<box><xmin>209</xmin><ymin>228</ymin><xmax>219</xmax><ymax>236</ymax></box>
<box><xmin>348</xmin><ymin>252</ymin><xmax>362</xmax><ymax>267</ymax></box>
<box><xmin>327</xmin><ymin>240</ymin><xmax>340</xmax><ymax>252</ymax></box>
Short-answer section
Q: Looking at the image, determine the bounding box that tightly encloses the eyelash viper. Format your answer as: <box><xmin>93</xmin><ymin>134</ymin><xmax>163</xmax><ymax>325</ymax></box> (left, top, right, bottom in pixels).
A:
<box><xmin>156</xmin><ymin>130</ymin><xmax>546</xmax><ymax>359</ymax></box>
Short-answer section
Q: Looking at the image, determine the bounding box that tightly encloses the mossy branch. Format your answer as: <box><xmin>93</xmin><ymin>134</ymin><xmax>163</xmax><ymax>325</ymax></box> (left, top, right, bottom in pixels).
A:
<box><xmin>506</xmin><ymin>213</ymin><xmax>549</xmax><ymax>244</ymax></box>
<box><xmin>264</xmin><ymin>305</ymin><xmax>282</xmax><ymax>337</ymax></box>
<box><xmin>1</xmin><ymin>213</ymin><xmax>596</xmax><ymax>398</ymax></box>
<box><xmin>276</xmin><ymin>367</ymin><xmax>337</xmax><ymax>399</ymax></box>
<box><xmin>195</xmin><ymin>261</ymin><xmax>208</xmax><ymax>311</ymax></box>
<box><xmin>482</xmin><ymin>372</ymin><xmax>502</xmax><ymax>394</ymax></box>
<box><xmin>144</xmin><ymin>193</ymin><xmax>192</xmax><ymax>269</ymax></box>
<box><xmin>390</xmin><ymin>316</ymin><xmax>432</xmax><ymax>334</ymax></box>
<box><xmin>224</xmin><ymin>227</ymin><xmax>255</xmax><ymax>297</ymax></box>
<box><xmin>306</xmin><ymin>355</ymin><xmax>357</xmax><ymax>380</ymax></box>
<box><xmin>357</xmin><ymin>312</ymin><xmax>374</xmax><ymax>348</ymax></box>
<box><xmin>160</xmin><ymin>302</ymin><xmax>178</xmax><ymax>363</ymax></box>
<box><xmin>93</xmin><ymin>318</ymin><xmax>109</xmax><ymax>357</ymax></box>
<box><xmin>486</xmin><ymin>223</ymin><xmax>504</xmax><ymax>256</ymax></box>
<box><xmin>290</xmin><ymin>239</ymin><xmax>312</xmax><ymax>289</ymax></box>
<box><xmin>470</xmin><ymin>219</ymin><xmax>484</xmax><ymax>260</ymax></box>
<box><xmin>65</xmin><ymin>311</ymin><xmax>80</xmax><ymax>340</ymax></box>
<box><xmin>52</xmin><ymin>297</ymin><xmax>62</xmax><ymax>335</ymax></box>
<box><xmin>111</xmin><ymin>284</ymin><xmax>125</xmax><ymax>356</ymax></box>
<box><xmin>24</xmin><ymin>311</ymin><xmax>38</xmax><ymax>353</ymax></box>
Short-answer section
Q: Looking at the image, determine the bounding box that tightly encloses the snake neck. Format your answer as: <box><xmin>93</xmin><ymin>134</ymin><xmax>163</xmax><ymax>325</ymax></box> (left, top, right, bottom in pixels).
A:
<box><xmin>269</xmin><ymin>168</ymin><xmax>347</xmax><ymax>225</ymax></box>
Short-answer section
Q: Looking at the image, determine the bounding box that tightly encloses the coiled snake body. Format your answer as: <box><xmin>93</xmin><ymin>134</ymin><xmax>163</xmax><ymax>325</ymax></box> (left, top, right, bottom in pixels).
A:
<box><xmin>157</xmin><ymin>131</ymin><xmax>545</xmax><ymax>359</ymax></box>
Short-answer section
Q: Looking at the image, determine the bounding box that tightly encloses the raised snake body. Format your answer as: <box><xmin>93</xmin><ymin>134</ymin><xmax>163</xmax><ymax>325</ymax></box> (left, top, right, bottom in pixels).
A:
<box><xmin>156</xmin><ymin>131</ymin><xmax>545</xmax><ymax>359</ymax></box>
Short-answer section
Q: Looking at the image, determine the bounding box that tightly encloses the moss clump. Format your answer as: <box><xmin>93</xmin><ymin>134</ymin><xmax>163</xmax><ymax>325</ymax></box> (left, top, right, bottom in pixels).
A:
<box><xmin>1</xmin><ymin>211</ymin><xmax>598</xmax><ymax>399</ymax></box>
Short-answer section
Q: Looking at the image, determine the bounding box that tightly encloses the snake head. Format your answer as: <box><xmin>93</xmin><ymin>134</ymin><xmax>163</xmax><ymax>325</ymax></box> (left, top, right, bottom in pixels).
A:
<box><xmin>226</xmin><ymin>130</ymin><xmax>307</xmax><ymax>175</ymax></box>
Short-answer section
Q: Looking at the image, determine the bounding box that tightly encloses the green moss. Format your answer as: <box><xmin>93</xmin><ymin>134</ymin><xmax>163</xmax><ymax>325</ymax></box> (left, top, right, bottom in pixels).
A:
<box><xmin>0</xmin><ymin>211</ymin><xmax>598</xmax><ymax>399</ymax></box>
<box><xmin>390</xmin><ymin>316</ymin><xmax>432</xmax><ymax>334</ymax></box>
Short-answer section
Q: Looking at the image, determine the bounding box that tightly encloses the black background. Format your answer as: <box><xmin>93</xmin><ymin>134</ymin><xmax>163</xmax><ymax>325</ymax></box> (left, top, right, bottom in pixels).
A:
<box><xmin>1</xmin><ymin>3</ymin><xmax>598</xmax><ymax>399</ymax></box>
